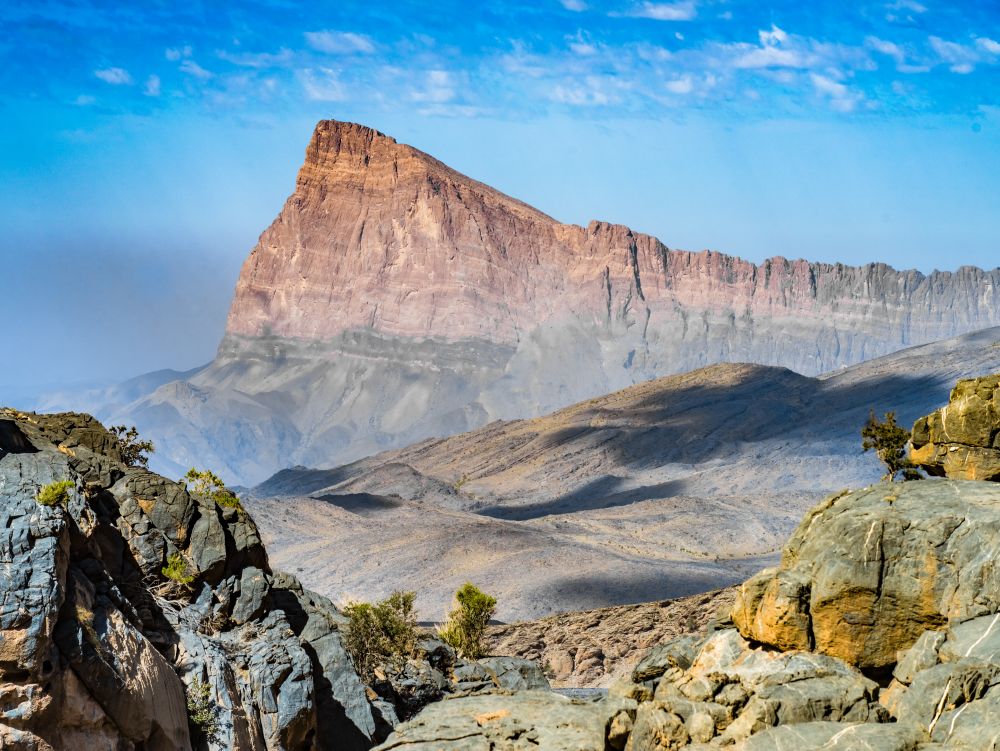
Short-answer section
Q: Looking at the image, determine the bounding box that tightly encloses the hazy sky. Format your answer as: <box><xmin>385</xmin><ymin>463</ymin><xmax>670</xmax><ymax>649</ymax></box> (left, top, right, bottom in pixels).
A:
<box><xmin>2</xmin><ymin>0</ymin><xmax>999</xmax><ymax>396</ymax></box>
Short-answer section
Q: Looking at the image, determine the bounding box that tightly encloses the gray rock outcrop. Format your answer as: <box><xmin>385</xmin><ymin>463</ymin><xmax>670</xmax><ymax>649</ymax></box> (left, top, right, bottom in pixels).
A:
<box><xmin>0</xmin><ymin>408</ymin><xmax>546</xmax><ymax>749</ymax></box>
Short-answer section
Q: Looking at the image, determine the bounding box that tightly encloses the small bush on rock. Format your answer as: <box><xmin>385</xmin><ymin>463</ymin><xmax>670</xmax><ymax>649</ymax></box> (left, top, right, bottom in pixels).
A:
<box><xmin>438</xmin><ymin>582</ymin><xmax>496</xmax><ymax>659</ymax></box>
<box><xmin>109</xmin><ymin>425</ymin><xmax>155</xmax><ymax>468</ymax></box>
<box><xmin>36</xmin><ymin>479</ymin><xmax>74</xmax><ymax>506</ymax></box>
<box><xmin>186</xmin><ymin>679</ymin><xmax>219</xmax><ymax>745</ymax></box>
<box><xmin>184</xmin><ymin>467</ymin><xmax>243</xmax><ymax>511</ymax></box>
<box><xmin>162</xmin><ymin>552</ymin><xmax>195</xmax><ymax>586</ymax></box>
<box><xmin>343</xmin><ymin>590</ymin><xmax>418</xmax><ymax>681</ymax></box>
<box><xmin>861</xmin><ymin>410</ymin><xmax>921</xmax><ymax>482</ymax></box>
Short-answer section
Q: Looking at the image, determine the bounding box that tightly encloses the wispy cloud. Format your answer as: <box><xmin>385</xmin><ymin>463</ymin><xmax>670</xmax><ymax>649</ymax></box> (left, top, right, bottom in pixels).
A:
<box><xmin>305</xmin><ymin>30</ymin><xmax>375</xmax><ymax>55</ymax></box>
<box><xmin>217</xmin><ymin>48</ymin><xmax>294</xmax><ymax>68</ymax></box>
<box><xmin>811</xmin><ymin>72</ymin><xmax>863</xmax><ymax>112</ymax></box>
<box><xmin>977</xmin><ymin>37</ymin><xmax>1000</xmax><ymax>55</ymax></box>
<box><xmin>299</xmin><ymin>67</ymin><xmax>346</xmax><ymax>101</ymax></box>
<box><xmin>627</xmin><ymin>1</ymin><xmax>697</xmax><ymax>22</ymax></box>
<box><xmin>551</xmin><ymin>74</ymin><xmax>630</xmax><ymax>105</ymax></box>
<box><xmin>180</xmin><ymin>59</ymin><xmax>213</xmax><ymax>79</ymax></box>
<box><xmin>560</xmin><ymin>0</ymin><xmax>588</xmax><ymax>10</ymax></box>
<box><xmin>866</xmin><ymin>36</ymin><xmax>928</xmax><ymax>73</ymax></box>
<box><xmin>568</xmin><ymin>31</ymin><xmax>599</xmax><ymax>56</ymax></box>
<box><xmin>94</xmin><ymin>67</ymin><xmax>132</xmax><ymax>85</ymax></box>
<box><xmin>409</xmin><ymin>70</ymin><xmax>456</xmax><ymax>103</ymax></box>
<box><xmin>930</xmin><ymin>36</ymin><xmax>980</xmax><ymax>73</ymax></box>
<box><xmin>165</xmin><ymin>46</ymin><xmax>192</xmax><ymax>62</ymax></box>
<box><xmin>144</xmin><ymin>74</ymin><xmax>161</xmax><ymax>96</ymax></box>
<box><xmin>728</xmin><ymin>25</ymin><xmax>807</xmax><ymax>68</ymax></box>
<box><xmin>665</xmin><ymin>75</ymin><xmax>693</xmax><ymax>94</ymax></box>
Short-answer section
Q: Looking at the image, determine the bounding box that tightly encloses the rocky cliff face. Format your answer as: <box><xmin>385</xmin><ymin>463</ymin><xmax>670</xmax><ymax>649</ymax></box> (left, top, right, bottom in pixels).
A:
<box><xmin>227</xmin><ymin>120</ymin><xmax>1000</xmax><ymax>367</ymax></box>
<box><xmin>92</xmin><ymin>120</ymin><xmax>1000</xmax><ymax>483</ymax></box>
<box><xmin>0</xmin><ymin>408</ymin><xmax>547</xmax><ymax>750</ymax></box>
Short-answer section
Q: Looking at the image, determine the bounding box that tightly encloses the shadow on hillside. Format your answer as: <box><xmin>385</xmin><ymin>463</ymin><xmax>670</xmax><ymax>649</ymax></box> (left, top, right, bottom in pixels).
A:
<box><xmin>528</xmin><ymin>370</ymin><xmax>949</xmax><ymax>474</ymax></box>
<box><xmin>315</xmin><ymin>492</ymin><xmax>403</xmax><ymax>516</ymax></box>
<box><xmin>530</xmin><ymin>566</ymin><xmax>747</xmax><ymax>611</ymax></box>
<box><xmin>476</xmin><ymin>476</ymin><xmax>690</xmax><ymax>520</ymax></box>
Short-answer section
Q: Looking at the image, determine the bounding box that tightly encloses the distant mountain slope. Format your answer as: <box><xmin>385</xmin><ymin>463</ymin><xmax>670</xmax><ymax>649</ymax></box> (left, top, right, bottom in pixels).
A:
<box><xmin>256</xmin><ymin>327</ymin><xmax>1000</xmax><ymax>507</ymax></box>
<box><xmin>84</xmin><ymin>121</ymin><xmax>1000</xmax><ymax>483</ymax></box>
<box><xmin>246</xmin><ymin>327</ymin><xmax>1000</xmax><ymax>620</ymax></box>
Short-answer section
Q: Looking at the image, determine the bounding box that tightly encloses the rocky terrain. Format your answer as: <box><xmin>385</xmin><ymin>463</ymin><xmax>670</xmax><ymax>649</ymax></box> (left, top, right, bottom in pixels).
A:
<box><xmin>376</xmin><ymin>479</ymin><xmax>1000</xmax><ymax>749</ymax></box>
<box><xmin>0</xmin><ymin>408</ymin><xmax>551</xmax><ymax>750</ymax></box>
<box><xmin>486</xmin><ymin>588</ymin><xmax>737</xmax><ymax>688</ymax></box>
<box><xmin>246</xmin><ymin>327</ymin><xmax>1000</xmax><ymax>622</ymax></box>
<box><xmin>911</xmin><ymin>373</ymin><xmax>1000</xmax><ymax>480</ymax></box>
<box><xmin>58</xmin><ymin>120</ymin><xmax>1000</xmax><ymax>484</ymax></box>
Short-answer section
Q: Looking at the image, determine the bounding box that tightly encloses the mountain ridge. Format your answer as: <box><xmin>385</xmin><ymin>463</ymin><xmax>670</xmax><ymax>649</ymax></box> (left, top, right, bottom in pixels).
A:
<box><xmin>51</xmin><ymin>119</ymin><xmax>1000</xmax><ymax>483</ymax></box>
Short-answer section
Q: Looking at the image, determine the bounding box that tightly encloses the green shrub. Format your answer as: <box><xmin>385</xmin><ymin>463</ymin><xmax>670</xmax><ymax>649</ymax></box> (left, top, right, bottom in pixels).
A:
<box><xmin>343</xmin><ymin>590</ymin><xmax>418</xmax><ymax>680</ymax></box>
<box><xmin>109</xmin><ymin>425</ymin><xmax>155</xmax><ymax>468</ymax></box>
<box><xmin>162</xmin><ymin>552</ymin><xmax>195</xmax><ymax>586</ymax></box>
<box><xmin>437</xmin><ymin>583</ymin><xmax>496</xmax><ymax>659</ymax></box>
<box><xmin>184</xmin><ymin>468</ymin><xmax>243</xmax><ymax>511</ymax></box>
<box><xmin>862</xmin><ymin>410</ymin><xmax>921</xmax><ymax>482</ymax></box>
<box><xmin>36</xmin><ymin>479</ymin><xmax>74</xmax><ymax>506</ymax></box>
<box><xmin>186</xmin><ymin>679</ymin><xmax>219</xmax><ymax>744</ymax></box>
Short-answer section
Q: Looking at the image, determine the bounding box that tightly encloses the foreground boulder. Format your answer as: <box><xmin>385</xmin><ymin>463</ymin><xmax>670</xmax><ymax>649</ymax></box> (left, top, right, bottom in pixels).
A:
<box><xmin>732</xmin><ymin>481</ymin><xmax>1000</xmax><ymax>669</ymax></box>
<box><xmin>910</xmin><ymin>374</ymin><xmax>1000</xmax><ymax>480</ymax></box>
<box><xmin>0</xmin><ymin>409</ymin><xmax>545</xmax><ymax>750</ymax></box>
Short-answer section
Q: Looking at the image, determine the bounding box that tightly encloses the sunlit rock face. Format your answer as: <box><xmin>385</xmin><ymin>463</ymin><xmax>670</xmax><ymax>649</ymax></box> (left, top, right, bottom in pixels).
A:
<box><xmin>112</xmin><ymin>120</ymin><xmax>1000</xmax><ymax>483</ymax></box>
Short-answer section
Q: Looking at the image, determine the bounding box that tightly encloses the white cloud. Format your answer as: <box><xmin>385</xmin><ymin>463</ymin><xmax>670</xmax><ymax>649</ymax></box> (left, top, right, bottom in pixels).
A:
<box><xmin>665</xmin><ymin>75</ymin><xmax>693</xmax><ymax>94</ymax></box>
<box><xmin>94</xmin><ymin>67</ymin><xmax>132</xmax><ymax>85</ymax></box>
<box><xmin>165</xmin><ymin>46</ymin><xmax>192</xmax><ymax>61</ymax></box>
<box><xmin>217</xmin><ymin>48</ymin><xmax>294</xmax><ymax>68</ymax></box>
<box><xmin>568</xmin><ymin>32</ymin><xmax>598</xmax><ymax>56</ymax></box>
<box><xmin>810</xmin><ymin>72</ymin><xmax>862</xmax><ymax>112</ymax></box>
<box><xmin>629</xmin><ymin>1</ymin><xmax>697</xmax><ymax>22</ymax></box>
<box><xmin>180</xmin><ymin>60</ymin><xmax>213</xmax><ymax>79</ymax></box>
<box><xmin>929</xmin><ymin>36</ymin><xmax>981</xmax><ymax>73</ymax></box>
<box><xmin>305</xmin><ymin>30</ymin><xmax>375</xmax><ymax>55</ymax></box>
<box><xmin>410</xmin><ymin>70</ymin><xmax>456</xmax><ymax>103</ymax></box>
<box><xmin>144</xmin><ymin>74</ymin><xmax>161</xmax><ymax>96</ymax></box>
<box><xmin>759</xmin><ymin>25</ymin><xmax>787</xmax><ymax>47</ymax></box>
<box><xmin>299</xmin><ymin>68</ymin><xmax>346</xmax><ymax>101</ymax></box>
<box><xmin>560</xmin><ymin>0</ymin><xmax>587</xmax><ymax>10</ymax></box>
<box><xmin>978</xmin><ymin>38</ymin><xmax>1000</xmax><ymax>55</ymax></box>
<box><xmin>887</xmin><ymin>0</ymin><xmax>926</xmax><ymax>12</ymax></box>
<box><xmin>731</xmin><ymin>25</ymin><xmax>807</xmax><ymax>69</ymax></box>
<box><xmin>867</xmin><ymin>36</ymin><xmax>903</xmax><ymax>62</ymax></box>
<box><xmin>551</xmin><ymin>75</ymin><xmax>627</xmax><ymax>105</ymax></box>
<box><xmin>74</xmin><ymin>94</ymin><xmax>96</xmax><ymax>106</ymax></box>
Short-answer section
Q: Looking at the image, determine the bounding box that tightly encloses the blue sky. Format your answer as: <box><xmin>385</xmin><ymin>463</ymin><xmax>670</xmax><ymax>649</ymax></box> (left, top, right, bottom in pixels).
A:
<box><xmin>1</xmin><ymin>0</ymin><xmax>999</xmax><ymax>395</ymax></box>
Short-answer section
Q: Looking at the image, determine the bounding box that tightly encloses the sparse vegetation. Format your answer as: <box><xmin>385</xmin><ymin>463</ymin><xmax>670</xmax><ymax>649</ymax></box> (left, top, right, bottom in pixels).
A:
<box><xmin>75</xmin><ymin>604</ymin><xmax>100</xmax><ymax>649</ymax></box>
<box><xmin>162</xmin><ymin>552</ymin><xmax>195</xmax><ymax>586</ymax></box>
<box><xmin>183</xmin><ymin>468</ymin><xmax>243</xmax><ymax>511</ymax></box>
<box><xmin>438</xmin><ymin>582</ymin><xmax>496</xmax><ymax>659</ymax></box>
<box><xmin>36</xmin><ymin>479</ymin><xmax>74</xmax><ymax>506</ymax></box>
<box><xmin>862</xmin><ymin>410</ymin><xmax>922</xmax><ymax>482</ymax></box>
<box><xmin>109</xmin><ymin>425</ymin><xmax>155</xmax><ymax>468</ymax></box>
<box><xmin>453</xmin><ymin>474</ymin><xmax>470</xmax><ymax>491</ymax></box>
<box><xmin>342</xmin><ymin>590</ymin><xmax>418</xmax><ymax>681</ymax></box>
<box><xmin>186</xmin><ymin>679</ymin><xmax>219</xmax><ymax>745</ymax></box>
